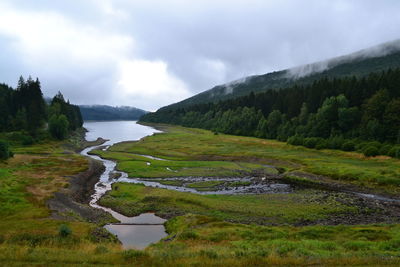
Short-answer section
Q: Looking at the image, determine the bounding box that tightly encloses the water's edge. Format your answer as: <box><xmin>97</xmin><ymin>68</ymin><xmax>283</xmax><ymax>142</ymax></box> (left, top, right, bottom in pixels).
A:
<box><xmin>81</xmin><ymin>122</ymin><xmax>168</xmax><ymax>249</ymax></box>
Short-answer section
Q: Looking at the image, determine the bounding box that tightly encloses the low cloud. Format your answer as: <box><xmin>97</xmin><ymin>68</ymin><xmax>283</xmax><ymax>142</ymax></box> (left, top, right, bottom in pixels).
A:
<box><xmin>0</xmin><ymin>0</ymin><xmax>399</xmax><ymax>110</ymax></box>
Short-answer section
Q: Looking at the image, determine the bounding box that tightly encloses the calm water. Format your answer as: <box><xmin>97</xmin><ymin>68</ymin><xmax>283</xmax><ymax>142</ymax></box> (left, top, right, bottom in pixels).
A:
<box><xmin>82</xmin><ymin>121</ymin><xmax>167</xmax><ymax>250</ymax></box>
<box><xmin>84</xmin><ymin>120</ymin><xmax>160</xmax><ymax>145</ymax></box>
<box><xmin>105</xmin><ymin>224</ymin><xmax>167</xmax><ymax>250</ymax></box>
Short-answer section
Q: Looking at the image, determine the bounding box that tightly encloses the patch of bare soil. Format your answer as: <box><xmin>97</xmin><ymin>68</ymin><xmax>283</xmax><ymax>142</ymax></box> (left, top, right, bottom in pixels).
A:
<box><xmin>47</xmin><ymin>158</ymin><xmax>115</xmax><ymax>224</ymax></box>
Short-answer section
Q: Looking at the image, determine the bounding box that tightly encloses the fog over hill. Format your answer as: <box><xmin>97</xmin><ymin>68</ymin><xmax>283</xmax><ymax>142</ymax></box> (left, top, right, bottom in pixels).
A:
<box><xmin>161</xmin><ymin>39</ymin><xmax>400</xmax><ymax>111</ymax></box>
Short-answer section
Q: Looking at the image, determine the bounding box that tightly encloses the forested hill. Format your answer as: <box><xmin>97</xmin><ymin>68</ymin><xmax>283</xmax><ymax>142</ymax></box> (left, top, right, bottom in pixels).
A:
<box><xmin>141</xmin><ymin>68</ymin><xmax>400</xmax><ymax>158</ymax></box>
<box><xmin>0</xmin><ymin>76</ymin><xmax>83</xmax><ymax>155</ymax></box>
<box><xmin>79</xmin><ymin>105</ymin><xmax>147</xmax><ymax>121</ymax></box>
<box><xmin>162</xmin><ymin>39</ymin><xmax>400</xmax><ymax>110</ymax></box>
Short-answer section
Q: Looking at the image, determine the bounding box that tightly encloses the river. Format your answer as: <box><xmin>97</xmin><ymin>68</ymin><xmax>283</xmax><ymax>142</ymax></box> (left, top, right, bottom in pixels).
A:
<box><xmin>81</xmin><ymin>121</ymin><xmax>167</xmax><ymax>250</ymax></box>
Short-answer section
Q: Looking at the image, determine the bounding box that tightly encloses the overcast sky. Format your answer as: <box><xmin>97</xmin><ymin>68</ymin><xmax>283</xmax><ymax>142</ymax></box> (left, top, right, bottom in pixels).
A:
<box><xmin>0</xmin><ymin>0</ymin><xmax>399</xmax><ymax>110</ymax></box>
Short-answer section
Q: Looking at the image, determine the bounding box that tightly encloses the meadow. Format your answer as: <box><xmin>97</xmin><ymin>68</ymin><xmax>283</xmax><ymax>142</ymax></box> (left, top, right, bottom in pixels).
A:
<box><xmin>1</xmin><ymin>125</ymin><xmax>400</xmax><ymax>265</ymax></box>
<box><xmin>100</xmin><ymin>124</ymin><xmax>400</xmax><ymax>194</ymax></box>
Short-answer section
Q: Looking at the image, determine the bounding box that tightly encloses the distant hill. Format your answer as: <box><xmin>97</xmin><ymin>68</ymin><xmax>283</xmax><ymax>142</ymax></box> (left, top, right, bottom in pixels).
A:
<box><xmin>161</xmin><ymin>39</ymin><xmax>400</xmax><ymax>111</ymax></box>
<box><xmin>79</xmin><ymin>105</ymin><xmax>148</xmax><ymax>121</ymax></box>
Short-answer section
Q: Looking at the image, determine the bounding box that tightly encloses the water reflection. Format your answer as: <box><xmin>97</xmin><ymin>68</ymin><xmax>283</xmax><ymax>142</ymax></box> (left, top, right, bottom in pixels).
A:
<box><xmin>105</xmin><ymin>224</ymin><xmax>167</xmax><ymax>250</ymax></box>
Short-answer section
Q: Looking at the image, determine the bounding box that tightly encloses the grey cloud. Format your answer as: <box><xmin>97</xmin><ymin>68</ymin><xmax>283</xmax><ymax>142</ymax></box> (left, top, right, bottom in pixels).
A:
<box><xmin>0</xmin><ymin>0</ymin><xmax>399</xmax><ymax>110</ymax></box>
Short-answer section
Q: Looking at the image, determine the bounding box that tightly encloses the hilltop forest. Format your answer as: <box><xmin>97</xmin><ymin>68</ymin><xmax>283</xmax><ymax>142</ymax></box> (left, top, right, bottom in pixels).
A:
<box><xmin>141</xmin><ymin>68</ymin><xmax>400</xmax><ymax>158</ymax></box>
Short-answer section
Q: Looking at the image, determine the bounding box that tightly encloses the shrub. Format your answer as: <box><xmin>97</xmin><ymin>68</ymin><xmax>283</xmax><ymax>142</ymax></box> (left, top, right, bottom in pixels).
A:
<box><xmin>355</xmin><ymin>141</ymin><xmax>370</xmax><ymax>152</ymax></box>
<box><xmin>0</xmin><ymin>140</ymin><xmax>12</xmax><ymax>160</ymax></box>
<box><xmin>341</xmin><ymin>141</ymin><xmax>356</xmax><ymax>151</ymax></box>
<box><xmin>304</xmin><ymin>137</ymin><xmax>321</xmax><ymax>149</ymax></box>
<box><xmin>287</xmin><ymin>135</ymin><xmax>303</xmax><ymax>146</ymax></box>
<box><xmin>49</xmin><ymin>114</ymin><xmax>69</xmax><ymax>140</ymax></box>
<box><xmin>327</xmin><ymin>136</ymin><xmax>345</xmax><ymax>149</ymax></box>
<box><xmin>21</xmin><ymin>135</ymin><xmax>34</xmax><ymax>146</ymax></box>
<box><xmin>366</xmin><ymin>141</ymin><xmax>382</xmax><ymax>150</ymax></box>
<box><xmin>388</xmin><ymin>146</ymin><xmax>400</xmax><ymax>158</ymax></box>
<box><xmin>362</xmin><ymin>146</ymin><xmax>379</xmax><ymax>157</ymax></box>
<box><xmin>315</xmin><ymin>139</ymin><xmax>329</xmax><ymax>150</ymax></box>
<box><xmin>379</xmin><ymin>144</ymin><xmax>392</xmax><ymax>155</ymax></box>
<box><xmin>59</xmin><ymin>224</ymin><xmax>72</xmax><ymax>237</ymax></box>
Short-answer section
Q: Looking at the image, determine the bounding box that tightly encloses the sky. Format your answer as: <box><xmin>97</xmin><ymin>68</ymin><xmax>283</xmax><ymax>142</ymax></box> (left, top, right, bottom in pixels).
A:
<box><xmin>0</xmin><ymin>0</ymin><xmax>399</xmax><ymax>111</ymax></box>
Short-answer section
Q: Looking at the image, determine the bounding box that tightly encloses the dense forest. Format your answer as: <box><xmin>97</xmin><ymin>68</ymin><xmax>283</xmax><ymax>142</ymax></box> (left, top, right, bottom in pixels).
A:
<box><xmin>79</xmin><ymin>105</ymin><xmax>147</xmax><ymax>121</ymax></box>
<box><xmin>0</xmin><ymin>76</ymin><xmax>83</xmax><ymax>159</ymax></box>
<box><xmin>141</xmin><ymin>68</ymin><xmax>400</xmax><ymax>158</ymax></box>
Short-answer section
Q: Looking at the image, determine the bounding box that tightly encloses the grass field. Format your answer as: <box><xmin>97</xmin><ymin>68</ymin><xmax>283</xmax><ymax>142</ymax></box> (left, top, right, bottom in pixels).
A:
<box><xmin>1</xmin><ymin>125</ymin><xmax>400</xmax><ymax>266</ymax></box>
<box><xmin>94</xmin><ymin>124</ymin><xmax>400</xmax><ymax>265</ymax></box>
<box><xmin>99</xmin><ymin>183</ymin><xmax>359</xmax><ymax>225</ymax></box>
<box><xmin>103</xmin><ymin>124</ymin><xmax>400</xmax><ymax>194</ymax></box>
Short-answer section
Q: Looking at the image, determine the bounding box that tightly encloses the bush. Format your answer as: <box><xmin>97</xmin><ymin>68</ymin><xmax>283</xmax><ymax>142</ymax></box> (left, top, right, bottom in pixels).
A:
<box><xmin>315</xmin><ymin>139</ymin><xmax>329</xmax><ymax>150</ymax></box>
<box><xmin>21</xmin><ymin>135</ymin><xmax>34</xmax><ymax>146</ymax></box>
<box><xmin>366</xmin><ymin>141</ymin><xmax>382</xmax><ymax>150</ymax></box>
<box><xmin>379</xmin><ymin>144</ymin><xmax>392</xmax><ymax>155</ymax></box>
<box><xmin>303</xmin><ymin>137</ymin><xmax>321</xmax><ymax>149</ymax></box>
<box><xmin>49</xmin><ymin>115</ymin><xmax>69</xmax><ymax>140</ymax></box>
<box><xmin>287</xmin><ymin>135</ymin><xmax>303</xmax><ymax>146</ymax></box>
<box><xmin>59</xmin><ymin>224</ymin><xmax>72</xmax><ymax>237</ymax></box>
<box><xmin>327</xmin><ymin>136</ymin><xmax>345</xmax><ymax>149</ymax></box>
<box><xmin>341</xmin><ymin>141</ymin><xmax>356</xmax><ymax>151</ymax></box>
<box><xmin>388</xmin><ymin>146</ymin><xmax>400</xmax><ymax>158</ymax></box>
<box><xmin>6</xmin><ymin>132</ymin><xmax>34</xmax><ymax>145</ymax></box>
<box><xmin>0</xmin><ymin>140</ymin><xmax>12</xmax><ymax>160</ymax></box>
<box><xmin>355</xmin><ymin>141</ymin><xmax>370</xmax><ymax>152</ymax></box>
<box><xmin>362</xmin><ymin>146</ymin><xmax>379</xmax><ymax>157</ymax></box>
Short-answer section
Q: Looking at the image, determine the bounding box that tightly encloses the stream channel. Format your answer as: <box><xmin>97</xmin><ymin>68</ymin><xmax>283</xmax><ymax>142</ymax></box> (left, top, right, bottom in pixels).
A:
<box><xmin>81</xmin><ymin>121</ymin><xmax>167</xmax><ymax>250</ymax></box>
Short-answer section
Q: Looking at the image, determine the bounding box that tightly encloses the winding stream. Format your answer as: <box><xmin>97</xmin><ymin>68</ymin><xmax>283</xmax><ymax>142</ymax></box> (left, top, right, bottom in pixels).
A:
<box><xmin>81</xmin><ymin>121</ymin><xmax>167</xmax><ymax>249</ymax></box>
<box><xmin>81</xmin><ymin>121</ymin><xmax>400</xmax><ymax>248</ymax></box>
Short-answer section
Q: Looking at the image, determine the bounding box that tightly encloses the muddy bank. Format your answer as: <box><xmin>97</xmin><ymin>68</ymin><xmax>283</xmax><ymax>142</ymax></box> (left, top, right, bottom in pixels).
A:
<box><xmin>284</xmin><ymin>171</ymin><xmax>400</xmax><ymax>201</ymax></box>
<box><xmin>48</xmin><ymin>130</ymin><xmax>115</xmax><ymax>224</ymax></box>
<box><xmin>48</xmin><ymin>158</ymin><xmax>115</xmax><ymax>224</ymax></box>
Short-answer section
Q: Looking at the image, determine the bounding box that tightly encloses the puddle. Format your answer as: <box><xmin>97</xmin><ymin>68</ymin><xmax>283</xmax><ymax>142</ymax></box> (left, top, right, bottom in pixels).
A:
<box><xmin>105</xmin><ymin>224</ymin><xmax>167</xmax><ymax>250</ymax></box>
<box><xmin>105</xmin><ymin>212</ymin><xmax>167</xmax><ymax>249</ymax></box>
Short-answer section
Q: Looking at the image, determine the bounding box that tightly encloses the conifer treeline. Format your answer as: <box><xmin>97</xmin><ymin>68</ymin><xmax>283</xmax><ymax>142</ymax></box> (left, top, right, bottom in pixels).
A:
<box><xmin>0</xmin><ymin>76</ymin><xmax>83</xmax><ymax>139</ymax></box>
<box><xmin>141</xmin><ymin>69</ymin><xmax>400</xmax><ymax>156</ymax></box>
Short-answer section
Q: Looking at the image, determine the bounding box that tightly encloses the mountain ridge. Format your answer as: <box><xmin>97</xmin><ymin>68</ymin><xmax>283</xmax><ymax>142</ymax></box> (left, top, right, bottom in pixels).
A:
<box><xmin>160</xmin><ymin>39</ymin><xmax>400</xmax><ymax>111</ymax></box>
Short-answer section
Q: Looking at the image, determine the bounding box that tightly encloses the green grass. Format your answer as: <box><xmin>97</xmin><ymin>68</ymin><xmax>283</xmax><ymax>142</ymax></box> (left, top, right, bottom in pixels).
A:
<box><xmin>100</xmin><ymin>183</ymin><xmax>360</xmax><ymax>225</ymax></box>
<box><xmin>144</xmin><ymin>179</ymin><xmax>184</xmax><ymax>186</ymax></box>
<box><xmin>149</xmin><ymin>214</ymin><xmax>400</xmax><ymax>265</ymax></box>
<box><xmin>107</xmin><ymin>124</ymin><xmax>400</xmax><ymax>194</ymax></box>
<box><xmin>2</xmin><ymin>124</ymin><xmax>400</xmax><ymax>265</ymax></box>
<box><xmin>186</xmin><ymin>180</ymin><xmax>225</xmax><ymax>191</ymax></box>
<box><xmin>92</xmin><ymin>149</ymin><xmax>275</xmax><ymax>178</ymax></box>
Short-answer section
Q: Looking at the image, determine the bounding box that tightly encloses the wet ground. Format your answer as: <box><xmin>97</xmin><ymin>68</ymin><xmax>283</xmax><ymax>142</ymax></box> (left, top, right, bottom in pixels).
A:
<box><xmin>79</xmin><ymin>121</ymin><xmax>400</xmax><ymax>249</ymax></box>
